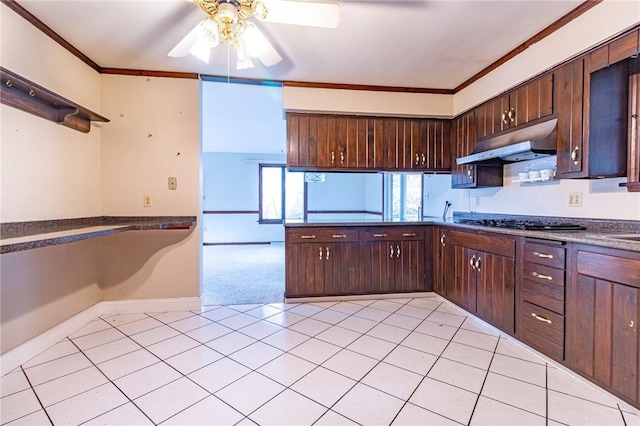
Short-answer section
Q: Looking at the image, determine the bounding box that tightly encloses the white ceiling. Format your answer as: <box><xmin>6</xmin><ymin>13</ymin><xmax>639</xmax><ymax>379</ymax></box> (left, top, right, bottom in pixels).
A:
<box><xmin>16</xmin><ymin>0</ymin><xmax>585</xmax><ymax>89</ymax></box>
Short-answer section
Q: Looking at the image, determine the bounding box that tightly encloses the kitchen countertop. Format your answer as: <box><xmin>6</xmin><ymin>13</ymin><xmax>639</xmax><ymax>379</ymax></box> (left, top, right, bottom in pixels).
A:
<box><xmin>0</xmin><ymin>216</ymin><xmax>197</xmax><ymax>254</ymax></box>
<box><xmin>285</xmin><ymin>213</ymin><xmax>640</xmax><ymax>252</ymax></box>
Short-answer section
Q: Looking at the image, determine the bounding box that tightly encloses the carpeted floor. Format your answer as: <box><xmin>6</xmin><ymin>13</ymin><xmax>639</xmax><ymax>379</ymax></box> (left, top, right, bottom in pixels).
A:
<box><xmin>202</xmin><ymin>243</ymin><xmax>285</xmax><ymax>306</ymax></box>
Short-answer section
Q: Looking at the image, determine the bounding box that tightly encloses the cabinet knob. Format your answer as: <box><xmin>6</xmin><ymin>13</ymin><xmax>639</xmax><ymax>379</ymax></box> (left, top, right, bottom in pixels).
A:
<box><xmin>508</xmin><ymin>108</ymin><xmax>515</xmax><ymax>123</ymax></box>
<box><xmin>475</xmin><ymin>256</ymin><xmax>481</xmax><ymax>270</ymax></box>
<box><xmin>340</xmin><ymin>152</ymin><xmax>344</xmax><ymax>164</ymax></box>
<box><xmin>326</xmin><ymin>246</ymin><xmax>330</xmax><ymax>260</ymax></box>
<box><xmin>501</xmin><ymin>111</ymin><xmax>508</xmax><ymax>124</ymax></box>
<box><xmin>319</xmin><ymin>247</ymin><xmax>323</xmax><ymax>260</ymax></box>
<box><xmin>470</xmin><ymin>255</ymin><xmax>477</xmax><ymax>270</ymax></box>
<box><xmin>421</xmin><ymin>154</ymin><xmax>426</xmax><ymax>165</ymax></box>
<box><xmin>415</xmin><ymin>153</ymin><xmax>420</xmax><ymax>166</ymax></box>
<box><xmin>440</xmin><ymin>235</ymin><xmax>446</xmax><ymax>246</ymax></box>
<box><xmin>390</xmin><ymin>245</ymin><xmax>394</xmax><ymax>258</ymax></box>
<box><xmin>331</xmin><ymin>151</ymin><xmax>335</xmax><ymax>164</ymax></box>
<box><xmin>571</xmin><ymin>146</ymin><xmax>580</xmax><ymax>164</ymax></box>
<box><xmin>397</xmin><ymin>245</ymin><xmax>401</xmax><ymax>258</ymax></box>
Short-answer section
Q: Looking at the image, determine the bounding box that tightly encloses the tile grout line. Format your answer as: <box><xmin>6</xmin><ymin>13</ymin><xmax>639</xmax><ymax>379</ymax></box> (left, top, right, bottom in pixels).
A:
<box><xmin>17</xmin><ymin>365</ymin><xmax>54</xmax><ymax>426</ymax></box>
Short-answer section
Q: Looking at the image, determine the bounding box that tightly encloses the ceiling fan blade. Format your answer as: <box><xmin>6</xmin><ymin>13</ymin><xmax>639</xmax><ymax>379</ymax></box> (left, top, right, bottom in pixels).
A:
<box><xmin>259</xmin><ymin>0</ymin><xmax>341</xmax><ymax>28</ymax></box>
<box><xmin>168</xmin><ymin>21</ymin><xmax>202</xmax><ymax>57</ymax></box>
<box><xmin>240</xmin><ymin>23</ymin><xmax>283</xmax><ymax>67</ymax></box>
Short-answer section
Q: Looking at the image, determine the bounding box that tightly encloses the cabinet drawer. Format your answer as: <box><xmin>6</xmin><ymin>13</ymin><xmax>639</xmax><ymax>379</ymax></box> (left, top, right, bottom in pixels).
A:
<box><xmin>521</xmin><ymin>301</ymin><xmax>564</xmax><ymax>340</ymax></box>
<box><xmin>521</xmin><ymin>325</ymin><xmax>565</xmax><ymax>362</ymax></box>
<box><xmin>448</xmin><ymin>230</ymin><xmax>515</xmax><ymax>258</ymax></box>
<box><xmin>522</xmin><ymin>279</ymin><xmax>564</xmax><ymax>314</ymax></box>
<box><xmin>523</xmin><ymin>242</ymin><xmax>566</xmax><ymax>269</ymax></box>
<box><xmin>577</xmin><ymin>250</ymin><xmax>640</xmax><ymax>289</ymax></box>
<box><xmin>523</xmin><ymin>263</ymin><xmax>565</xmax><ymax>287</ymax></box>
<box><xmin>286</xmin><ymin>228</ymin><xmax>359</xmax><ymax>243</ymax></box>
<box><xmin>360</xmin><ymin>227</ymin><xmax>424</xmax><ymax>242</ymax></box>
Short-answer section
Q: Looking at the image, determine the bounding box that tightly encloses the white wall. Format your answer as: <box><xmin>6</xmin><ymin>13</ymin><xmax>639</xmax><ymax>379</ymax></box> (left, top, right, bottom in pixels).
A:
<box><xmin>202</xmin><ymin>81</ymin><xmax>286</xmax><ymax>154</ymax></box>
<box><xmin>307</xmin><ymin>172</ymin><xmax>382</xmax><ymax>222</ymax></box>
<box><xmin>99</xmin><ymin>74</ymin><xmax>201</xmax><ymax>300</ymax></box>
<box><xmin>0</xmin><ymin>3</ymin><xmax>103</xmax><ymax>354</ymax></box>
<box><xmin>283</xmin><ymin>87</ymin><xmax>453</xmax><ymax>118</ymax></box>
<box><xmin>202</xmin><ymin>152</ymin><xmax>285</xmax><ymax>243</ymax></box>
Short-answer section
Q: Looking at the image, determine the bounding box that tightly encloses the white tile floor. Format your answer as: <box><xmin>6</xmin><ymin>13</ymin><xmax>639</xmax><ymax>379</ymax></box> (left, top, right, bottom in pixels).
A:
<box><xmin>2</xmin><ymin>296</ymin><xmax>640</xmax><ymax>425</ymax></box>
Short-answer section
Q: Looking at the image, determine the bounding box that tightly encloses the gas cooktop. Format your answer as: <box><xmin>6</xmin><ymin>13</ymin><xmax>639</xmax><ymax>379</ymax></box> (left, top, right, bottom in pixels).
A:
<box><xmin>455</xmin><ymin>218</ymin><xmax>587</xmax><ymax>231</ymax></box>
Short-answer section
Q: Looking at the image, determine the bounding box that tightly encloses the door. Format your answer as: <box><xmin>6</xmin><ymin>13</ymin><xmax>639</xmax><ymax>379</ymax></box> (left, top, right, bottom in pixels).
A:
<box><xmin>556</xmin><ymin>58</ymin><xmax>586</xmax><ymax>177</ymax></box>
<box><xmin>393</xmin><ymin>239</ymin><xmax>425</xmax><ymax>292</ymax></box>
<box><xmin>448</xmin><ymin>245</ymin><xmax>477</xmax><ymax>312</ymax></box>
<box><xmin>285</xmin><ymin>242</ymin><xmax>326</xmax><ymax>297</ymax></box>
<box><xmin>361</xmin><ymin>241</ymin><xmax>395</xmax><ymax>294</ymax></box>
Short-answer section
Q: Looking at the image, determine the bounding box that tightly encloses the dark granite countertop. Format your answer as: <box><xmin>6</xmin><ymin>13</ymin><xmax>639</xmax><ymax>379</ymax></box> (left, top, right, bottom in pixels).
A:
<box><xmin>1</xmin><ymin>216</ymin><xmax>197</xmax><ymax>254</ymax></box>
<box><xmin>285</xmin><ymin>213</ymin><xmax>640</xmax><ymax>252</ymax></box>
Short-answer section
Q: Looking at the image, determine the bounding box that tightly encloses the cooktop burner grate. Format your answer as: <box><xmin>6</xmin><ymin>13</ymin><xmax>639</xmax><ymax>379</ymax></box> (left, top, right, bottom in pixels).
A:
<box><xmin>455</xmin><ymin>218</ymin><xmax>586</xmax><ymax>231</ymax></box>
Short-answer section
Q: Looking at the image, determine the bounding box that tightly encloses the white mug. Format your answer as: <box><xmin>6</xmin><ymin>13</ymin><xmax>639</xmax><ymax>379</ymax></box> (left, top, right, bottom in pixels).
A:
<box><xmin>529</xmin><ymin>170</ymin><xmax>541</xmax><ymax>179</ymax></box>
<box><xmin>540</xmin><ymin>169</ymin><xmax>554</xmax><ymax>179</ymax></box>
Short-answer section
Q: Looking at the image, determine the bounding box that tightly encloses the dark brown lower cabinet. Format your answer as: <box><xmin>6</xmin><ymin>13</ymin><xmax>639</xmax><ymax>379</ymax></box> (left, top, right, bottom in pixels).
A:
<box><xmin>568</xmin><ymin>245</ymin><xmax>640</xmax><ymax>409</ymax></box>
<box><xmin>285</xmin><ymin>228</ymin><xmax>360</xmax><ymax>297</ymax></box>
<box><xmin>443</xmin><ymin>228</ymin><xmax>516</xmax><ymax>334</ymax></box>
<box><xmin>285</xmin><ymin>225</ymin><xmax>426</xmax><ymax>298</ymax></box>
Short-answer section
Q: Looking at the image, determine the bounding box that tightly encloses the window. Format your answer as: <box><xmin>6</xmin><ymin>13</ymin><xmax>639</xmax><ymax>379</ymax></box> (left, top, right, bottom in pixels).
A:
<box><xmin>259</xmin><ymin>164</ymin><xmax>305</xmax><ymax>223</ymax></box>
<box><xmin>384</xmin><ymin>173</ymin><xmax>423</xmax><ymax>221</ymax></box>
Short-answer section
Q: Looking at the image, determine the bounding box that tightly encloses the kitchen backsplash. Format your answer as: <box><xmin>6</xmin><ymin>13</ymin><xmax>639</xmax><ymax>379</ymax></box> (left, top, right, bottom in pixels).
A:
<box><xmin>422</xmin><ymin>156</ymin><xmax>640</xmax><ymax>221</ymax></box>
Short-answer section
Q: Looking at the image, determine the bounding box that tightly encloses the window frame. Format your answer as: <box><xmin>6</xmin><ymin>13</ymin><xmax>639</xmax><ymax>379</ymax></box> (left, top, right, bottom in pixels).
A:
<box><xmin>258</xmin><ymin>164</ymin><xmax>307</xmax><ymax>224</ymax></box>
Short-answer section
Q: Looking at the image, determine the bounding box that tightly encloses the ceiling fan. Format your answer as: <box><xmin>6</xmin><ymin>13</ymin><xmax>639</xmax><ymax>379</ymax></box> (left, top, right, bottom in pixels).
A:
<box><xmin>168</xmin><ymin>0</ymin><xmax>341</xmax><ymax>69</ymax></box>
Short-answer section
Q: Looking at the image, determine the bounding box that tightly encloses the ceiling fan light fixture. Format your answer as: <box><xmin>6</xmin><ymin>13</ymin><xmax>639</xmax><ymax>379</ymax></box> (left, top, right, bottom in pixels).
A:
<box><xmin>240</xmin><ymin>22</ymin><xmax>269</xmax><ymax>57</ymax></box>
<box><xmin>189</xmin><ymin>38</ymin><xmax>213</xmax><ymax>63</ymax></box>
<box><xmin>236</xmin><ymin>45</ymin><xmax>255</xmax><ymax>69</ymax></box>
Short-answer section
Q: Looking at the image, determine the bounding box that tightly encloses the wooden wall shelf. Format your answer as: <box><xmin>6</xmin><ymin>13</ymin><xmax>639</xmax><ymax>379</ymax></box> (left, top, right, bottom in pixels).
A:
<box><xmin>1</xmin><ymin>67</ymin><xmax>109</xmax><ymax>133</ymax></box>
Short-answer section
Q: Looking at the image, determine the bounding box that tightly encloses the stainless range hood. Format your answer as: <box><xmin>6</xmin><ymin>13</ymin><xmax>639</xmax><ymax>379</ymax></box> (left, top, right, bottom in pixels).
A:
<box><xmin>456</xmin><ymin>118</ymin><xmax>558</xmax><ymax>165</ymax></box>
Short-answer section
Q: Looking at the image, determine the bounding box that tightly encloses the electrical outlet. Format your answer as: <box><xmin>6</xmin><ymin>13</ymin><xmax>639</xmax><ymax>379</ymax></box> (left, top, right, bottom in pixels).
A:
<box><xmin>568</xmin><ymin>192</ymin><xmax>582</xmax><ymax>207</ymax></box>
<box><xmin>143</xmin><ymin>195</ymin><xmax>152</xmax><ymax>207</ymax></box>
<box><xmin>168</xmin><ymin>177</ymin><xmax>177</xmax><ymax>190</ymax></box>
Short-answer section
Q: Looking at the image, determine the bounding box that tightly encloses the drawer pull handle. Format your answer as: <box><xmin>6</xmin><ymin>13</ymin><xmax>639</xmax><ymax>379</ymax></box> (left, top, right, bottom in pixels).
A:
<box><xmin>532</xmin><ymin>271</ymin><xmax>553</xmax><ymax>281</ymax></box>
<box><xmin>390</xmin><ymin>245</ymin><xmax>394</xmax><ymax>257</ymax></box>
<box><xmin>475</xmin><ymin>257</ymin><xmax>481</xmax><ymax>271</ymax></box>
<box><xmin>533</xmin><ymin>252</ymin><xmax>554</xmax><ymax>259</ymax></box>
<box><xmin>319</xmin><ymin>247</ymin><xmax>323</xmax><ymax>260</ymax></box>
<box><xmin>301</xmin><ymin>235</ymin><xmax>316</xmax><ymax>239</ymax></box>
<box><xmin>326</xmin><ymin>247</ymin><xmax>330</xmax><ymax>260</ymax></box>
<box><xmin>531</xmin><ymin>313</ymin><xmax>552</xmax><ymax>324</ymax></box>
<box><xmin>332</xmin><ymin>234</ymin><xmax>347</xmax><ymax>239</ymax></box>
<box><xmin>440</xmin><ymin>235</ymin><xmax>446</xmax><ymax>246</ymax></box>
<box><xmin>470</xmin><ymin>255</ymin><xmax>477</xmax><ymax>270</ymax></box>
<box><xmin>397</xmin><ymin>245</ymin><xmax>401</xmax><ymax>258</ymax></box>
<box><xmin>402</xmin><ymin>233</ymin><xmax>416</xmax><ymax>237</ymax></box>
<box><xmin>373</xmin><ymin>233</ymin><xmax>387</xmax><ymax>238</ymax></box>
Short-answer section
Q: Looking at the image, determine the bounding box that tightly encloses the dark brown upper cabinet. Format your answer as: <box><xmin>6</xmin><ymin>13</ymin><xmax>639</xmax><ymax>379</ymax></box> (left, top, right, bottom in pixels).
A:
<box><xmin>475</xmin><ymin>74</ymin><xmax>553</xmax><ymax>140</ymax></box>
<box><xmin>451</xmin><ymin>111</ymin><xmax>503</xmax><ymax>189</ymax></box>
<box><xmin>286</xmin><ymin>112</ymin><xmax>451</xmax><ymax>172</ymax></box>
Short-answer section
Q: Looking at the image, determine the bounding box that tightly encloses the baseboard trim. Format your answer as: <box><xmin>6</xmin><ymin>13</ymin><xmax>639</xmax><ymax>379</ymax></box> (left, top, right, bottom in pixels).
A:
<box><xmin>1</xmin><ymin>296</ymin><xmax>201</xmax><ymax>377</ymax></box>
<box><xmin>0</xmin><ymin>303</ymin><xmax>103</xmax><ymax>377</ymax></box>
<box><xmin>100</xmin><ymin>297</ymin><xmax>201</xmax><ymax>315</ymax></box>
<box><xmin>285</xmin><ymin>291</ymin><xmax>437</xmax><ymax>304</ymax></box>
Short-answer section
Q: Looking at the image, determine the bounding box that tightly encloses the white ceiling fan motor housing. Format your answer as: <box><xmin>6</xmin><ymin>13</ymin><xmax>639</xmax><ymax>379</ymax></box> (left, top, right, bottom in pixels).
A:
<box><xmin>218</xmin><ymin>2</ymin><xmax>239</xmax><ymax>23</ymax></box>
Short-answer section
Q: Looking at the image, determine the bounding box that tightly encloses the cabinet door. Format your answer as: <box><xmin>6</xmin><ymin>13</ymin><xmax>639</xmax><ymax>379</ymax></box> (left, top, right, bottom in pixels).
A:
<box><xmin>556</xmin><ymin>58</ymin><xmax>586</xmax><ymax>177</ymax></box>
<box><xmin>285</xmin><ymin>242</ymin><xmax>326</xmax><ymax>297</ymax></box>
<box><xmin>475</xmin><ymin>252</ymin><xmax>515</xmax><ymax>334</ymax></box>
<box><xmin>433</xmin><ymin>228</ymin><xmax>447</xmax><ymax>296</ymax></box>
<box><xmin>383</xmin><ymin>118</ymin><xmax>400</xmax><ymax>169</ymax></box>
<box><xmin>627</xmin><ymin>73</ymin><xmax>640</xmax><ymax>191</ymax></box>
<box><xmin>448</xmin><ymin>245</ymin><xmax>477</xmax><ymax>312</ymax></box>
<box><xmin>569</xmin><ymin>247</ymin><xmax>640</xmax><ymax>407</ymax></box>
<box><xmin>324</xmin><ymin>242</ymin><xmax>361</xmax><ymax>295</ymax></box>
<box><xmin>287</xmin><ymin>113</ymin><xmax>317</xmax><ymax>168</ymax></box>
<box><xmin>393</xmin><ymin>239</ymin><xmax>425</xmax><ymax>292</ymax></box>
<box><xmin>361</xmin><ymin>241</ymin><xmax>395</xmax><ymax>294</ymax></box>
<box><xmin>451</xmin><ymin>112</ymin><xmax>476</xmax><ymax>188</ymax></box>
<box><xmin>367</xmin><ymin>118</ymin><xmax>385</xmax><ymax>169</ymax></box>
